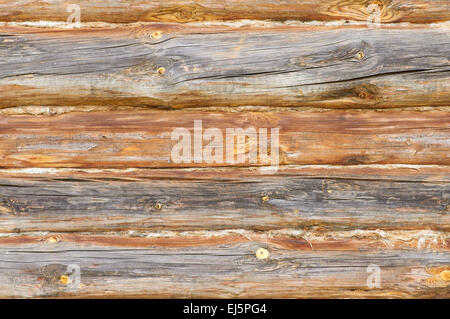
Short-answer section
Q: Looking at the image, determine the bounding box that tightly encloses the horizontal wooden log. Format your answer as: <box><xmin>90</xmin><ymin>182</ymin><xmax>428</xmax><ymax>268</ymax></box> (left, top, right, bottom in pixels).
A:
<box><xmin>2</xmin><ymin>165</ymin><xmax>449</xmax><ymax>182</ymax></box>
<box><xmin>0</xmin><ymin>166</ymin><xmax>448</xmax><ymax>233</ymax></box>
<box><xmin>0</xmin><ymin>5</ymin><xmax>448</xmax><ymax>300</ymax></box>
<box><xmin>0</xmin><ymin>233</ymin><xmax>448</xmax><ymax>298</ymax></box>
<box><xmin>0</xmin><ymin>25</ymin><xmax>448</xmax><ymax>109</ymax></box>
<box><xmin>0</xmin><ymin>0</ymin><xmax>448</xmax><ymax>24</ymax></box>
<box><xmin>0</xmin><ymin>110</ymin><xmax>448</xmax><ymax>168</ymax></box>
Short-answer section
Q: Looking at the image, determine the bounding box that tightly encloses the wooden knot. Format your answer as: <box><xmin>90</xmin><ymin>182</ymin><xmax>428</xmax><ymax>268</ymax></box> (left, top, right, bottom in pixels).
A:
<box><xmin>157</xmin><ymin>67</ymin><xmax>166</xmax><ymax>76</ymax></box>
<box><xmin>154</xmin><ymin>203</ymin><xmax>163</xmax><ymax>210</ymax></box>
<box><xmin>47</xmin><ymin>236</ymin><xmax>60</xmax><ymax>243</ymax></box>
<box><xmin>371</xmin><ymin>0</ymin><xmax>385</xmax><ymax>10</ymax></box>
<box><xmin>356</xmin><ymin>50</ymin><xmax>365</xmax><ymax>60</ymax></box>
<box><xmin>440</xmin><ymin>270</ymin><xmax>450</xmax><ymax>282</ymax></box>
<box><xmin>40</xmin><ymin>264</ymin><xmax>67</xmax><ymax>285</ymax></box>
<box><xmin>256</xmin><ymin>248</ymin><xmax>270</xmax><ymax>260</ymax></box>
<box><xmin>176</xmin><ymin>7</ymin><xmax>195</xmax><ymax>20</ymax></box>
<box><xmin>358</xmin><ymin>91</ymin><xmax>369</xmax><ymax>99</ymax></box>
<box><xmin>151</xmin><ymin>31</ymin><xmax>163</xmax><ymax>39</ymax></box>
<box><xmin>59</xmin><ymin>275</ymin><xmax>70</xmax><ymax>285</ymax></box>
<box><xmin>355</xmin><ymin>84</ymin><xmax>379</xmax><ymax>101</ymax></box>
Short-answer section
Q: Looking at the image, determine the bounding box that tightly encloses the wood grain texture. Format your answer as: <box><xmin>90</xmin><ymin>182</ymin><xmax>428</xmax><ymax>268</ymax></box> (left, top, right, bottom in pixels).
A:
<box><xmin>0</xmin><ymin>233</ymin><xmax>448</xmax><ymax>298</ymax></box>
<box><xmin>0</xmin><ymin>110</ymin><xmax>448</xmax><ymax>168</ymax></box>
<box><xmin>0</xmin><ymin>24</ymin><xmax>449</xmax><ymax>109</ymax></box>
<box><xmin>1</xmin><ymin>0</ymin><xmax>449</xmax><ymax>300</ymax></box>
<box><xmin>0</xmin><ymin>166</ymin><xmax>448</xmax><ymax>233</ymax></box>
<box><xmin>0</xmin><ymin>0</ymin><xmax>448</xmax><ymax>23</ymax></box>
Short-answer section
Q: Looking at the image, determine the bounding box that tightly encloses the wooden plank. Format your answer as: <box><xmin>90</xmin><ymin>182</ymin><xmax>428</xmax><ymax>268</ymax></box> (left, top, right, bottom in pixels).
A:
<box><xmin>0</xmin><ymin>166</ymin><xmax>448</xmax><ymax>233</ymax></box>
<box><xmin>0</xmin><ymin>25</ymin><xmax>448</xmax><ymax>109</ymax></box>
<box><xmin>0</xmin><ymin>110</ymin><xmax>448</xmax><ymax>168</ymax></box>
<box><xmin>0</xmin><ymin>233</ymin><xmax>448</xmax><ymax>298</ymax></box>
<box><xmin>0</xmin><ymin>0</ymin><xmax>448</xmax><ymax>24</ymax></box>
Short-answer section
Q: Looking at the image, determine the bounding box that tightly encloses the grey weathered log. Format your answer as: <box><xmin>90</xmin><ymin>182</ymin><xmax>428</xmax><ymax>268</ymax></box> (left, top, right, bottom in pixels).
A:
<box><xmin>0</xmin><ymin>25</ymin><xmax>449</xmax><ymax>109</ymax></box>
<box><xmin>0</xmin><ymin>3</ymin><xmax>449</xmax><ymax>299</ymax></box>
<box><xmin>0</xmin><ymin>238</ymin><xmax>448</xmax><ymax>298</ymax></box>
<box><xmin>0</xmin><ymin>167</ymin><xmax>448</xmax><ymax>233</ymax></box>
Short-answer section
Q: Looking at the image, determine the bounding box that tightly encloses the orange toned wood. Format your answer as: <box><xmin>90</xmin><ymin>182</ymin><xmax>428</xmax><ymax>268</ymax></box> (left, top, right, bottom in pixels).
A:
<box><xmin>0</xmin><ymin>110</ymin><xmax>448</xmax><ymax>168</ymax></box>
<box><xmin>0</xmin><ymin>0</ymin><xmax>448</xmax><ymax>23</ymax></box>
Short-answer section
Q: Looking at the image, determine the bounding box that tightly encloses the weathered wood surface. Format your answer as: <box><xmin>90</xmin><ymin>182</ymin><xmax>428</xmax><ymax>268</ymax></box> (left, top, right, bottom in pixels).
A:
<box><xmin>0</xmin><ymin>1</ymin><xmax>449</xmax><ymax>300</ymax></box>
<box><xmin>0</xmin><ymin>165</ymin><xmax>447</xmax><ymax>298</ymax></box>
<box><xmin>0</xmin><ymin>166</ymin><xmax>448</xmax><ymax>233</ymax></box>
<box><xmin>0</xmin><ymin>25</ymin><xmax>449</xmax><ymax>109</ymax></box>
<box><xmin>0</xmin><ymin>110</ymin><xmax>449</xmax><ymax>167</ymax></box>
<box><xmin>0</xmin><ymin>233</ymin><xmax>448</xmax><ymax>298</ymax></box>
<box><xmin>0</xmin><ymin>0</ymin><xmax>449</xmax><ymax>23</ymax></box>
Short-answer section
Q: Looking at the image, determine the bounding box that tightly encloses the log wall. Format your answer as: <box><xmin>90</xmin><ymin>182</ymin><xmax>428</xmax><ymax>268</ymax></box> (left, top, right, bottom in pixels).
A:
<box><xmin>0</xmin><ymin>0</ymin><xmax>448</xmax><ymax>298</ymax></box>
